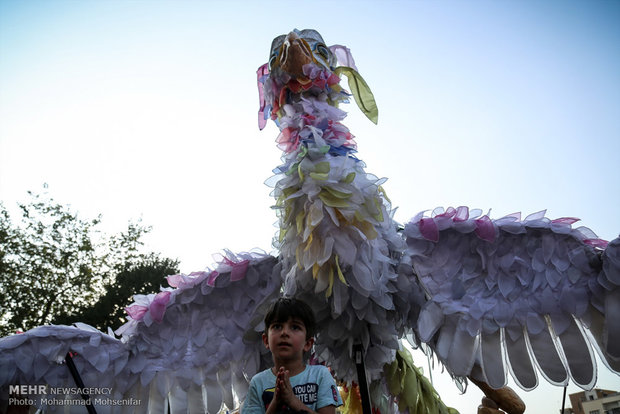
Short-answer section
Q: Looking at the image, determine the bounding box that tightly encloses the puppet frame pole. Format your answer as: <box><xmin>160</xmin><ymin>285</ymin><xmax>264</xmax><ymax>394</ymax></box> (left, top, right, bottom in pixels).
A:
<box><xmin>65</xmin><ymin>352</ymin><xmax>98</xmax><ymax>414</ymax></box>
<box><xmin>353</xmin><ymin>344</ymin><xmax>372</xmax><ymax>414</ymax></box>
<box><xmin>561</xmin><ymin>385</ymin><xmax>567</xmax><ymax>414</ymax></box>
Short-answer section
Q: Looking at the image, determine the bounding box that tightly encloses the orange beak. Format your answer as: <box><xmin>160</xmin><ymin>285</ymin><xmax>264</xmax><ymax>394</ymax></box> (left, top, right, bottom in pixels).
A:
<box><xmin>279</xmin><ymin>31</ymin><xmax>313</xmax><ymax>79</ymax></box>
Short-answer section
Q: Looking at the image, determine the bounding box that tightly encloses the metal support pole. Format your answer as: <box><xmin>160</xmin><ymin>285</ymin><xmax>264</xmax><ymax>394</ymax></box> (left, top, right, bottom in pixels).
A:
<box><xmin>353</xmin><ymin>344</ymin><xmax>372</xmax><ymax>414</ymax></box>
<box><xmin>65</xmin><ymin>352</ymin><xmax>98</xmax><ymax>414</ymax></box>
<box><xmin>560</xmin><ymin>385</ymin><xmax>567</xmax><ymax>414</ymax></box>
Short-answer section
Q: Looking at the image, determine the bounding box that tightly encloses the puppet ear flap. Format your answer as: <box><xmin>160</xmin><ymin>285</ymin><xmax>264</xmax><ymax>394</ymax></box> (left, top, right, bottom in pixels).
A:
<box><xmin>334</xmin><ymin>66</ymin><xmax>378</xmax><ymax>125</ymax></box>
<box><xmin>257</xmin><ymin>63</ymin><xmax>270</xmax><ymax>130</ymax></box>
<box><xmin>329</xmin><ymin>45</ymin><xmax>358</xmax><ymax>71</ymax></box>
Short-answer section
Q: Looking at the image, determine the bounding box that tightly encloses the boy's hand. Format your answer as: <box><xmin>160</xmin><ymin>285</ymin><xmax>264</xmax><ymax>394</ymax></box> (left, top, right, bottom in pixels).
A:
<box><xmin>275</xmin><ymin>367</ymin><xmax>295</xmax><ymax>406</ymax></box>
<box><xmin>273</xmin><ymin>367</ymin><xmax>308</xmax><ymax>413</ymax></box>
<box><xmin>265</xmin><ymin>366</ymin><xmax>335</xmax><ymax>414</ymax></box>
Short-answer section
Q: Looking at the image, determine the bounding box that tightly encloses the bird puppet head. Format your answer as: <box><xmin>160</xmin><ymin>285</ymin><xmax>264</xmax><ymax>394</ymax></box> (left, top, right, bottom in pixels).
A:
<box><xmin>257</xmin><ymin>29</ymin><xmax>378</xmax><ymax>130</ymax></box>
<box><xmin>269</xmin><ymin>29</ymin><xmax>337</xmax><ymax>79</ymax></box>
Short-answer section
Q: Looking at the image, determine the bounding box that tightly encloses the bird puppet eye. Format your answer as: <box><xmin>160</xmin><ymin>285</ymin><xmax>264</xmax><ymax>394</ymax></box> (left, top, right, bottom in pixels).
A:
<box><xmin>316</xmin><ymin>44</ymin><xmax>330</xmax><ymax>59</ymax></box>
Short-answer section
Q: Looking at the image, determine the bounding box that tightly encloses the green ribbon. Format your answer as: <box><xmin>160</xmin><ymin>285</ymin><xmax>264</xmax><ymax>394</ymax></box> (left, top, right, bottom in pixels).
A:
<box><xmin>334</xmin><ymin>66</ymin><xmax>378</xmax><ymax>124</ymax></box>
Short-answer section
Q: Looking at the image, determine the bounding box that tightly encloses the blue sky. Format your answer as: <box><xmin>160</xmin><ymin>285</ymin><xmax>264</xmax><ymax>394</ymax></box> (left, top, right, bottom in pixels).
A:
<box><xmin>1</xmin><ymin>0</ymin><xmax>618</xmax><ymax>412</ymax></box>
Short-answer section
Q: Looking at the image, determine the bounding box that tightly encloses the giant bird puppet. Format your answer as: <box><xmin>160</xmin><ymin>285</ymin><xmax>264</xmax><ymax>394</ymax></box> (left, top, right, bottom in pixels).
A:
<box><xmin>1</xmin><ymin>29</ymin><xmax>619</xmax><ymax>414</ymax></box>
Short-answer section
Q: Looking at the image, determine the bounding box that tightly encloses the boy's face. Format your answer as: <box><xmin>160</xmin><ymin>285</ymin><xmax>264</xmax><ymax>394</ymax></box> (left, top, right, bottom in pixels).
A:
<box><xmin>262</xmin><ymin>317</ymin><xmax>314</xmax><ymax>363</ymax></box>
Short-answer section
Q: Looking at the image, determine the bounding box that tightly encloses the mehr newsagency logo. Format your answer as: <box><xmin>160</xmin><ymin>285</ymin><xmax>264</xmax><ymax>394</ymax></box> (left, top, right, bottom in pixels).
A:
<box><xmin>8</xmin><ymin>385</ymin><xmax>141</xmax><ymax>407</ymax></box>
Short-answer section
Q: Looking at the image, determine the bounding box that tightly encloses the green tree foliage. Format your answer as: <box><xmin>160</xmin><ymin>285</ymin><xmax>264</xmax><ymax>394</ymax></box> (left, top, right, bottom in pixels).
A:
<box><xmin>0</xmin><ymin>191</ymin><xmax>179</xmax><ymax>337</ymax></box>
<box><xmin>54</xmin><ymin>254</ymin><xmax>179</xmax><ymax>331</ymax></box>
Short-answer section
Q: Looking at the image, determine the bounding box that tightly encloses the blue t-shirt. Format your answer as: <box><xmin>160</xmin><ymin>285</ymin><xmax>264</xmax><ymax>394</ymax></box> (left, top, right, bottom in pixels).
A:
<box><xmin>243</xmin><ymin>365</ymin><xmax>342</xmax><ymax>413</ymax></box>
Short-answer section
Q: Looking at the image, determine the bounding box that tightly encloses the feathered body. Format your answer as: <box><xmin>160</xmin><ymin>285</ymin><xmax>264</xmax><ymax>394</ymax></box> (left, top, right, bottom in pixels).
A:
<box><xmin>258</xmin><ymin>29</ymin><xmax>419</xmax><ymax>380</ymax></box>
<box><xmin>0</xmin><ymin>28</ymin><xmax>618</xmax><ymax>414</ymax></box>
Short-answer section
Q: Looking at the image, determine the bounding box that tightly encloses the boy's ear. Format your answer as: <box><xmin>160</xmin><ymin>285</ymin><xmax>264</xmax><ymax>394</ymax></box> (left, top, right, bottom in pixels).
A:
<box><xmin>303</xmin><ymin>337</ymin><xmax>314</xmax><ymax>352</ymax></box>
<box><xmin>262</xmin><ymin>333</ymin><xmax>270</xmax><ymax>349</ymax></box>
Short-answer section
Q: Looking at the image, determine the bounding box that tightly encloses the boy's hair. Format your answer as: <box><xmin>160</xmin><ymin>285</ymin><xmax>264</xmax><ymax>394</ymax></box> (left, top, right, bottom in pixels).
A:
<box><xmin>264</xmin><ymin>297</ymin><xmax>316</xmax><ymax>339</ymax></box>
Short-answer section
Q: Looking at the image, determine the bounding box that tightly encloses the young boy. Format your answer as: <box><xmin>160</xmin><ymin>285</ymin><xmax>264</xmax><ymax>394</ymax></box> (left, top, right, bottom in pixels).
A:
<box><xmin>242</xmin><ymin>298</ymin><xmax>343</xmax><ymax>414</ymax></box>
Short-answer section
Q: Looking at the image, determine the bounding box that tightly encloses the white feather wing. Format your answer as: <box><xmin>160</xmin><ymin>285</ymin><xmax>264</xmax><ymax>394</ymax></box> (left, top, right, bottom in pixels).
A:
<box><xmin>0</xmin><ymin>252</ymin><xmax>281</xmax><ymax>413</ymax></box>
<box><xmin>402</xmin><ymin>207</ymin><xmax>619</xmax><ymax>391</ymax></box>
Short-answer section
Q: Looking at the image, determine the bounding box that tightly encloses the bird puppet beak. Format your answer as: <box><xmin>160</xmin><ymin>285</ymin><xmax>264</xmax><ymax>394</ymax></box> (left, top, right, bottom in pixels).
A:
<box><xmin>279</xmin><ymin>31</ymin><xmax>314</xmax><ymax>79</ymax></box>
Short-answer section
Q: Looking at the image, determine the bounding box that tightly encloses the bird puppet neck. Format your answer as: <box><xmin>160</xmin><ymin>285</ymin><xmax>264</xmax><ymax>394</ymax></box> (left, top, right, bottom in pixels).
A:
<box><xmin>257</xmin><ymin>29</ymin><xmax>378</xmax><ymax>162</ymax></box>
